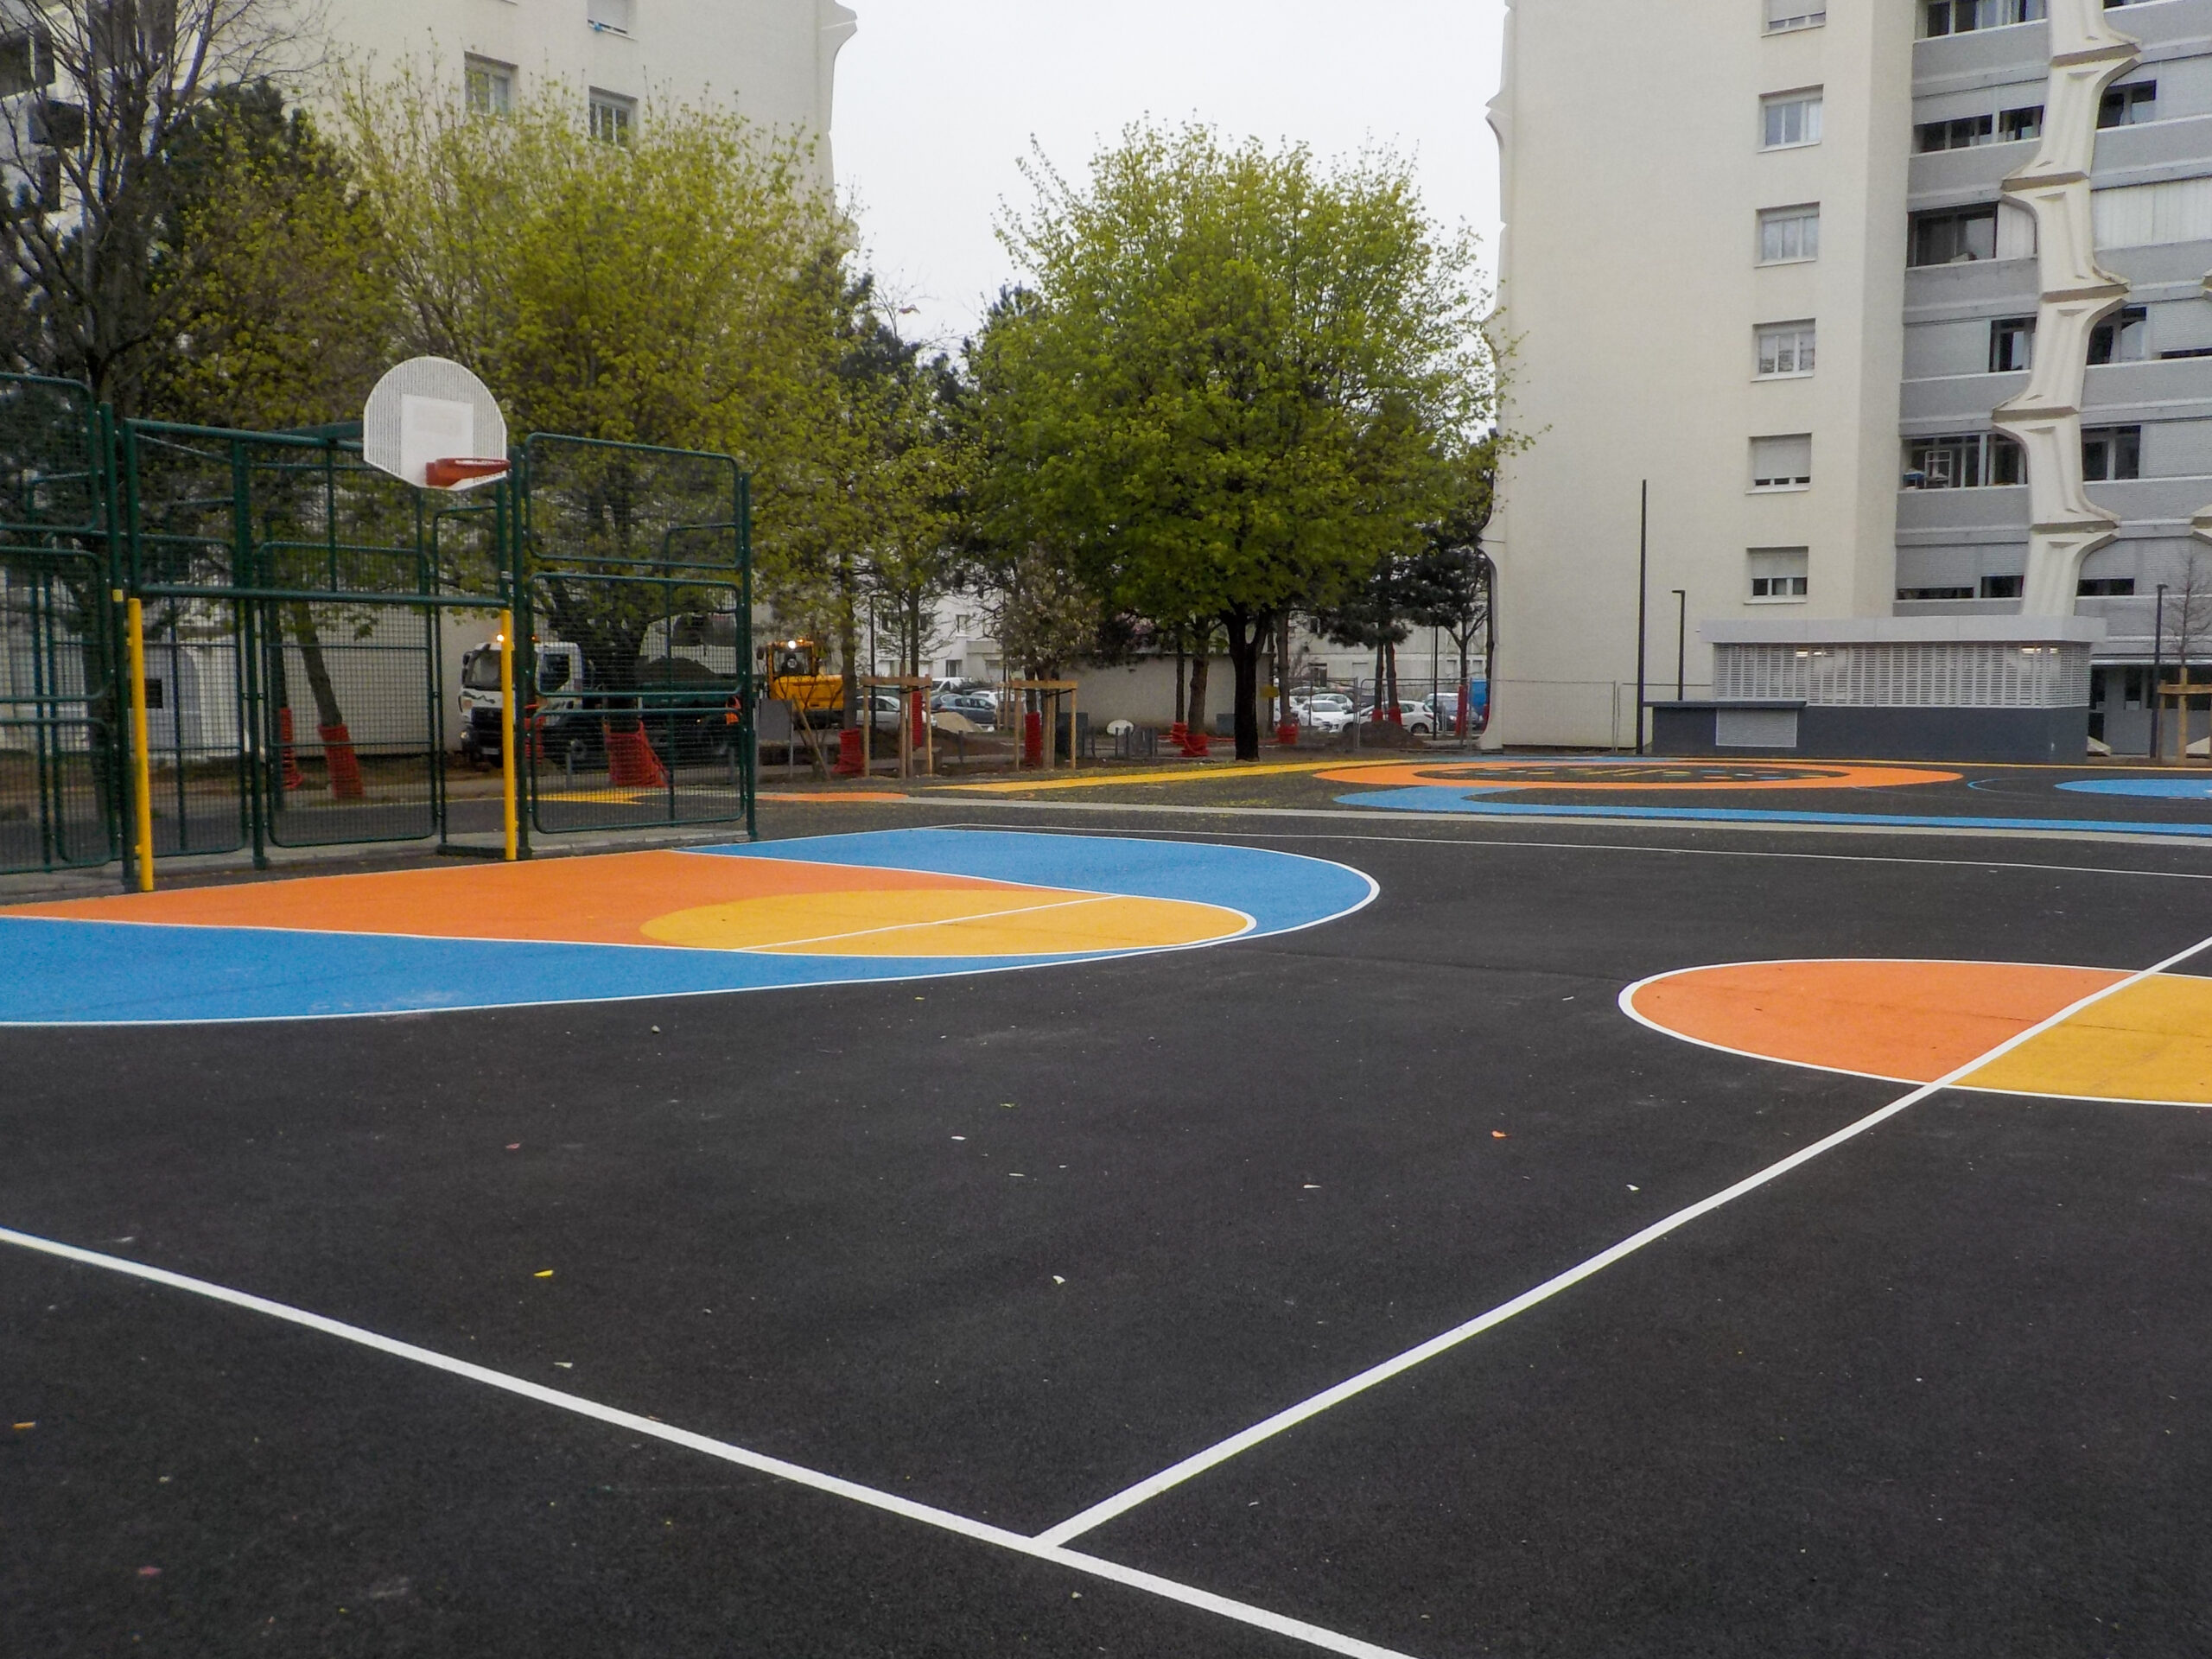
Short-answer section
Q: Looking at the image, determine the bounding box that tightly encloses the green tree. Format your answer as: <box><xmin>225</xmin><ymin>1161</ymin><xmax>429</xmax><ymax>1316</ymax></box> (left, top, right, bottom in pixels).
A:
<box><xmin>342</xmin><ymin>76</ymin><xmax>854</xmax><ymax>703</ymax></box>
<box><xmin>983</xmin><ymin>124</ymin><xmax>1497</xmax><ymax>758</ymax></box>
<box><xmin>0</xmin><ymin>0</ymin><xmax>302</xmax><ymax>411</ymax></box>
<box><xmin>143</xmin><ymin>83</ymin><xmax>400</xmax><ymax>431</ymax></box>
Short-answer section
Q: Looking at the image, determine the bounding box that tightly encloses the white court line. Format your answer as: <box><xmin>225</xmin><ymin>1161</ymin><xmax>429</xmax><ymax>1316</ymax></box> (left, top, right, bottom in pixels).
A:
<box><xmin>915</xmin><ymin>793</ymin><xmax>2212</xmax><ymax>850</ymax></box>
<box><xmin>934</xmin><ymin>823</ymin><xmax>2212</xmax><ymax>884</ymax></box>
<box><xmin>1032</xmin><ymin>924</ymin><xmax>2212</xmax><ymax>1549</ymax></box>
<box><xmin>0</xmin><ymin>1224</ymin><xmax>1417</xmax><ymax>1659</ymax></box>
<box><xmin>736</xmin><ymin>893</ymin><xmax>1120</xmax><ymax>953</ymax></box>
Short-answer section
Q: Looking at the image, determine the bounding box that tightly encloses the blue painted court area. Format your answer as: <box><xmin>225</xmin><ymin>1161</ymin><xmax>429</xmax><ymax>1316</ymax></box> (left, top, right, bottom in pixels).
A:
<box><xmin>0</xmin><ymin>830</ymin><xmax>1376</xmax><ymax>1027</ymax></box>
<box><xmin>2059</xmin><ymin>776</ymin><xmax>2212</xmax><ymax>800</ymax></box>
<box><xmin>1334</xmin><ymin>785</ymin><xmax>2212</xmax><ymax>838</ymax></box>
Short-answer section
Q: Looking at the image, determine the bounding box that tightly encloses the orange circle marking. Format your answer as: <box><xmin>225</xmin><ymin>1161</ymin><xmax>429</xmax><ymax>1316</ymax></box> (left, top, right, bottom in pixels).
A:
<box><xmin>1626</xmin><ymin>958</ymin><xmax>2212</xmax><ymax>1108</ymax></box>
<box><xmin>1319</xmin><ymin>760</ymin><xmax>1960</xmax><ymax>791</ymax></box>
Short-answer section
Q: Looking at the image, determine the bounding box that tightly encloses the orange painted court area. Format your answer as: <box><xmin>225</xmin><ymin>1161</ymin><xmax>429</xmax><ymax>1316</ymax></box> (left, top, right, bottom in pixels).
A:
<box><xmin>1629</xmin><ymin>958</ymin><xmax>2212</xmax><ymax>1107</ymax></box>
<box><xmin>1318</xmin><ymin>760</ymin><xmax>1959</xmax><ymax>792</ymax></box>
<box><xmin>11</xmin><ymin>850</ymin><xmax>1249</xmax><ymax>959</ymax></box>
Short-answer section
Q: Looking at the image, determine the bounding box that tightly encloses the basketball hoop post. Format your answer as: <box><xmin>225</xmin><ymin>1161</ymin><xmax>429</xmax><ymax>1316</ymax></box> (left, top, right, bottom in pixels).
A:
<box><xmin>499</xmin><ymin>608</ymin><xmax>518</xmax><ymax>862</ymax></box>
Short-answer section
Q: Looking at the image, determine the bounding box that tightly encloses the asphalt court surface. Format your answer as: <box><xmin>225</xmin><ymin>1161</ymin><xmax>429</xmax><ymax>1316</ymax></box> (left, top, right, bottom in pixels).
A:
<box><xmin>945</xmin><ymin>753</ymin><xmax>2212</xmax><ymax>841</ymax></box>
<box><xmin>5</xmin><ymin>794</ymin><xmax>2212</xmax><ymax>1656</ymax></box>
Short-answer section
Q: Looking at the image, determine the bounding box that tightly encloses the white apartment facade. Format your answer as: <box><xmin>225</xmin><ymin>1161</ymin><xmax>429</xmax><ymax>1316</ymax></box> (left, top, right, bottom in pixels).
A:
<box><xmin>1489</xmin><ymin>0</ymin><xmax>2212</xmax><ymax>756</ymax></box>
<box><xmin>316</xmin><ymin>0</ymin><xmax>856</xmax><ymax>176</ymax></box>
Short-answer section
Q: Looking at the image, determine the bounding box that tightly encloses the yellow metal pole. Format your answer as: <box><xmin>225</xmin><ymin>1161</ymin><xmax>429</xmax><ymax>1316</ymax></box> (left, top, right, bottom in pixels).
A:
<box><xmin>499</xmin><ymin>608</ymin><xmax>518</xmax><ymax>861</ymax></box>
<box><xmin>124</xmin><ymin>596</ymin><xmax>155</xmax><ymax>892</ymax></box>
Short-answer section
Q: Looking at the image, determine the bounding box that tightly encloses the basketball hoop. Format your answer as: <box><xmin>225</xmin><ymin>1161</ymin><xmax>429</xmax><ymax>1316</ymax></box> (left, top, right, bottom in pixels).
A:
<box><xmin>362</xmin><ymin>356</ymin><xmax>510</xmax><ymax>491</ymax></box>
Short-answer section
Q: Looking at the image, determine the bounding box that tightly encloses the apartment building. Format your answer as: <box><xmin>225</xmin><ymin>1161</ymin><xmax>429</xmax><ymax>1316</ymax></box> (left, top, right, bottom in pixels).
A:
<box><xmin>1488</xmin><ymin>0</ymin><xmax>2212</xmax><ymax>757</ymax></box>
<box><xmin>320</xmin><ymin>0</ymin><xmax>856</xmax><ymax>175</ymax></box>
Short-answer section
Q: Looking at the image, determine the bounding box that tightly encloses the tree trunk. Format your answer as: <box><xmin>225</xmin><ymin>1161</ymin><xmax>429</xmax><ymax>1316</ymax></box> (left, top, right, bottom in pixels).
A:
<box><xmin>285</xmin><ymin>601</ymin><xmax>363</xmax><ymax>798</ymax></box>
<box><xmin>1385</xmin><ymin>640</ymin><xmax>1401</xmax><ymax>722</ymax></box>
<box><xmin>1371</xmin><ymin>637</ymin><xmax>1385</xmax><ymax>727</ymax></box>
<box><xmin>1224</xmin><ymin>609</ymin><xmax>1262</xmax><ymax>761</ymax></box>
<box><xmin>1275</xmin><ymin>614</ymin><xmax>1294</xmax><ymax>728</ymax></box>
<box><xmin>837</xmin><ymin>555</ymin><xmax>859</xmax><ymax>728</ymax></box>
<box><xmin>1185</xmin><ymin>647</ymin><xmax>1210</xmax><ymax>744</ymax></box>
<box><xmin>1173</xmin><ymin>630</ymin><xmax>1187</xmax><ymax>726</ymax></box>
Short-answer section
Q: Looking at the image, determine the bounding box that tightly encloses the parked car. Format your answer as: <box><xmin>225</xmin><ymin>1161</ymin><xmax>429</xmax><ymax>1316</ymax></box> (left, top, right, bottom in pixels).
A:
<box><xmin>1293</xmin><ymin>692</ymin><xmax>1354</xmax><ymax>721</ymax></box>
<box><xmin>1357</xmin><ymin>698</ymin><xmax>1437</xmax><ymax>735</ymax></box>
<box><xmin>931</xmin><ymin>689</ymin><xmax>999</xmax><ymax>728</ymax></box>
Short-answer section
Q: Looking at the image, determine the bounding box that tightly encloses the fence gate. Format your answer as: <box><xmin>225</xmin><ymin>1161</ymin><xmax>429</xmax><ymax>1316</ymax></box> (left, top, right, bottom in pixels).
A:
<box><xmin>0</xmin><ymin>377</ymin><xmax>120</xmax><ymax>877</ymax></box>
<box><xmin>518</xmin><ymin>435</ymin><xmax>753</xmax><ymax>838</ymax></box>
<box><xmin>121</xmin><ymin>420</ymin><xmax>511</xmax><ymax>865</ymax></box>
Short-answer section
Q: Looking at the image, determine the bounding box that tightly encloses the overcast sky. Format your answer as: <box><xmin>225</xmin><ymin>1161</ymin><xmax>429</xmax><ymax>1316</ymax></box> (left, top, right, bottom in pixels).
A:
<box><xmin>832</xmin><ymin>0</ymin><xmax>1510</xmax><ymax>355</ymax></box>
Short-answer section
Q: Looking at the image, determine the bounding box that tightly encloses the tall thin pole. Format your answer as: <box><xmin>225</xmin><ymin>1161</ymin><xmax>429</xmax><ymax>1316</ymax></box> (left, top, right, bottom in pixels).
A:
<box><xmin>1634</xmin><ymin>481</ymin><xmax>1649</xmax><ymax>756</ymax></box>
<box><xmin>2152</xmin><ymin>583</ymin><xmax>2169</xmax><ymax>760</ymax></box>
<box><xmin>1672</xmin><ymin>588</ymin><xmax>1688</xmax><ymax>702</ymax></box>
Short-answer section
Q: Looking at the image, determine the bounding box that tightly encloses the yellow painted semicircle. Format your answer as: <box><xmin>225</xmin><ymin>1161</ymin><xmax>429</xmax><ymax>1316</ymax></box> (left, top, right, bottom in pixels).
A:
<box><xmin>639</xmin><ymin>886</ymin><xmax>1250</xmax><ymax>957</ymax></box>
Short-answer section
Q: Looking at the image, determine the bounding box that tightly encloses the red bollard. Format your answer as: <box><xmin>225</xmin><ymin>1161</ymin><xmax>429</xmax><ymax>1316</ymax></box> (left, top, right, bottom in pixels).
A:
<box><xmin>836</xmin><ymin>726</ymin><xmax>866</xmax><ymax>777</ymax></box>
<box><xmin>1023</xmin><ymin>710</ymin><xmax>1045</xmax><ymax>768</ymax></box>
<box><xmin>277</xmin><ymin>708</ymin><xmax>304</xmax><ymax>791</ymax></box>
<box><xmin>909</xmin><ymin>690</ymin><xmax>926</xmax><ymax>747</ymax></box>
<box><xmin>318</xmin><ymin>722</ymin><xmax>365</xmax><ymax>799</ymax></box>
<box><xmin>1274</xmin><ymin>721</ymin><xmax>1300</xmax><ymax>746</ymax></box>
<box><xmin>1167</xmin><ymin>722</ymin><xmax>1187</xmax><ymax>749</ymax></box>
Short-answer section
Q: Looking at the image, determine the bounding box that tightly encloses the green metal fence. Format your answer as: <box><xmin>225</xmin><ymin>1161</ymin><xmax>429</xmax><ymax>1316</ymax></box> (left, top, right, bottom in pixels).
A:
<box><xmin>517</xmin><ymin>435</ymin><xmax>753</xmax><ymax>839</ymax></box>
<box><xmin>0</xmin><ymin>370</ymin><xmax>755</xmax><ymax>882</ymax></box>
<box><xmin>120</xmin><ymin>420</ymin><xmax>513</xmax><ymax>865</ymax></box>
<box><xmin>0</xmin><ymin>377</ymin><xmax>121</xmax><ymax>877</ymax></box>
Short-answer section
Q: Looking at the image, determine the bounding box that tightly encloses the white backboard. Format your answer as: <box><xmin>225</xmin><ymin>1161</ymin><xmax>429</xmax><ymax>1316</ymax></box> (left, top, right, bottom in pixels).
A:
<box><xmin>363</xmin><ymin>357</ymin><xmax>509</xmax><ymax>490</ymax></box>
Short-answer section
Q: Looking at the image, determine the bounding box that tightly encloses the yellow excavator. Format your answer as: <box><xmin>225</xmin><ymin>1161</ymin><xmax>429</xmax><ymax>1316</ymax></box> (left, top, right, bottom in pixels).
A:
<box><xmin>757</xmin><ymin>639</ymin><xmax>842</xmax><ymax>723</ymax></box>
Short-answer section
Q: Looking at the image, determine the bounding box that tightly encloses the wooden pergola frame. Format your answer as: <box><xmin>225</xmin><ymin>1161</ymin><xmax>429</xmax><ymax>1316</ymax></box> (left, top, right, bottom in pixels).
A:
<box><xmin>1001</xmin><ymin>678</ymin><xmax>1080</xmax><ymax>772</ymax></box>
<box><xmin>2153</xmin><ymin>674</ymin><xmax>2212</xmax><ymax>766</ymax></box>
<box><xmin>859</xmin><ymin>674</ymin><xmax>935</xmax><ymax>779</ymax></box>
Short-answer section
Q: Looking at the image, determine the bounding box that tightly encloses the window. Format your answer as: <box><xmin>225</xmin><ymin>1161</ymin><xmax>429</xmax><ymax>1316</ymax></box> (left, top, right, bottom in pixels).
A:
<box><xmin>1904</xmin><ymin>433</ymin><xmax>2024</xmax><ymax>487</ymax></box>
<box><xmin>1748</xmin><ymin>548</ymin><xmax>1810</xmax><ymax>601</ymax></box>
<box><xmin>2088</xmin><ymin>305</ymin><xmax>2147</xmax><ymax>363</ymax></box>
<box><xmin>1765</xmin><ymin>0</ymin><xmax>1826</xmax><ymax>31</ymax></box>
<box><xmin>1918</xmin><ymin>114</ymin><xmax>1994</xmax><ymax>152</ymax></box>
<box><xmin>2000</xmin><ymin>105</ymin><xmax>2045</xmax><ymax>143</ymax></box>
<box><xmin>1989</xmin><ymin>316</ymin><xmax>2036</xmax><ymax>372</ymax></box>
<box><xmin>588</xmin><ymin>0</ymin><xmax>635</xmax><ymax>33</ymax></box>
<box><xmin>2098</xmin><ymin>81</ymin><xmax>2156</xmax><ymax>129</ymax></box>
<box><xmin>2078</xmin><ymin>577</ymin><xmax>2136</xmax><ymax>596</ymax></box>
<box><xmin>1758</xmin><ymin>204</ymin><xmax>1821</xmax><ymax>264</ymax></box>
<box><xmin>1762</xmin><ymin>91</ymin><xmax>1823</xmax><ymax>149</ymax></box>
<box><xmin>1751</xmin><ymin>434</ymin><xmax>1813</xmax><ymax>490</ymax></box>
<box><xmin>1757</xmin><ymin>321</ymin><xmax>1816</xmax><ymax>378</ymax></box>
<box><xmin>0</xmin><ymin>29</ymin><xmax>52</xmax><ymax>97</ymax></box>
<box><xmin>589</xmin><ymin>89</ymin><xmax>635</xmax><ymax>144</ymax></box>
<box><xmin>2092</xmin><ymin>177</ymin><xmax>2212</xmax><ymax>249</ymax></box>
<box><xmin>1898</xmin><ymin>585</ymin><xmax>1977</xmax><ymax>600</ymax></box>
<box><xmin>465</xmin><ymin>56</ymin><xmax>513</xmax><ymax>116</ymax></box>
<box><xmin>943</xmin><ymin>659</ymin><xmax>963</xmax><ymax>678</ymax></box>
<box><xmin>2081</xmin><ymin>425</ymin><xmax>2141</xmax><ymax>480</ymax></box>
<box><xmin>1924</xmin><ymin>0</ymin><xmax>2046</xmax><ymax>36</ymax></box>
<box><xmin>1910</xmin><ymin>205</ymin><xmax>1998</xmax><ymax>265</ymax></box>
<box><xmin>1980</xmin><ymin>575</ymin><xmax>2024</xmax><ymax>599</ymax></box>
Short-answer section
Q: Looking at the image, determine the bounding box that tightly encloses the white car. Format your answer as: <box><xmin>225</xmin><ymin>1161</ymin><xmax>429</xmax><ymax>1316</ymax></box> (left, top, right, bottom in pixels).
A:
<box><xmin>1357</xmin><ymin>699</ymin><xmax>1437</xmax><ymax>736</ymax></box>
<box><xmin>1292</xmin><ymin>693</ymin><xmax>1355</xmax><ymax>731</ymax></box>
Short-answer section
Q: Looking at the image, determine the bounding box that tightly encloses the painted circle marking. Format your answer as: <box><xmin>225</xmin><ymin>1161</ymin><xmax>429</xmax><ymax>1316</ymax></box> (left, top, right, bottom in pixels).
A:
<box><xmin>1623</xmin><ymin>957</ymin><xmax>2212</xmax><ymax>1108</ymax></box>
<box><xmin>2058</xmin><ymin>777</ymin><xmax>2212</xmax><ymax>801</ymax></box>
<box><xmin>1318</xmin><ymin>760</ymin><xmax>1960</xmax><ymax>792</ymax></box>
